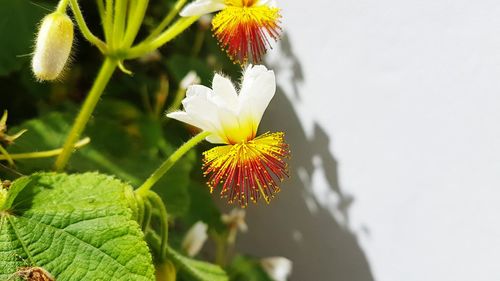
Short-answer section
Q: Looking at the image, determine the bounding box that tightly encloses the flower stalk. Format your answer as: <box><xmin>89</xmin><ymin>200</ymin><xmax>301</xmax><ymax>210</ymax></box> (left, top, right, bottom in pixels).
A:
<box><xmin>54</xmin><ymin>59</ymin><xmax>118</xmax><ymax>171</ymax></box>
<box><xmin>1</xmin><ymin>138</ymin><xmax>90</xmax><ymax>161</ymax></box>
<box><xmin>70</xmin><ymin>0</ymin><xmax>107</xmax><ymax>52</ymax></box>
<box><xmin>125</xmin><ymin>16</ymin><xmax>199</xmax><ymax>59</ymax></box>
<box><xmin>136</xmin><ymin>131</ymin><xmax>210</xmax><ymax>196</ymax></box>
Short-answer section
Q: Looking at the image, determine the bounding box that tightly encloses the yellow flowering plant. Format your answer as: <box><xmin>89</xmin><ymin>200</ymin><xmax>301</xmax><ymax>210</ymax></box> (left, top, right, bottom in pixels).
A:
<box><xmin>0</xmin><ymin>0</ymin><xmax>290</xmax><ymax>280</ymax></box>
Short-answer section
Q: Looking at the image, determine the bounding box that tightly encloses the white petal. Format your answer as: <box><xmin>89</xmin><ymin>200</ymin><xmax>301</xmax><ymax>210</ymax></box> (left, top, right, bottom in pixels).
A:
<box><xmin>184</xmin><ymin>84</ymin><xmax>212</xmax><ymax>99</ymax></box>
<box><xmin>238</xmin><ymin>65</ymin><xmax>276</xmax><ymax>131</ymax></box>
<box><xmin>206</xmin><ymin>134</ymin><xmax>227</xmax><ymax>144</ymax></box>
<box><xmin>180</xmin><ymin>85</ymin><xmax>219</xmax><ymax>130</ymax></box>
<box><xmin>180</xmin><ymin>0</ymin><xmax>226</xmax><ymax>17</ymax></box>
<box><xmin>257</xmin><ymin>0</ymin><xmax>277</xmax><ymax>7</ymax></box>
<box><xmin>183</xmin><ymin>85</ymin><xmax>230</xmax><ymax>140</ymax></box>
<box><xmin>212</xmin><ymin>74</ymin><xmax>238</xmax><ymax>109</ymax></box>
<box><xmin>166</xmin><ymin>111</ymin><xmax>199</xmax><ymax>127</ymax></box>
<box><xmin>241</xmin><ymin>65</ymin><xmax>270</xmax><ymax>83</ymax></box>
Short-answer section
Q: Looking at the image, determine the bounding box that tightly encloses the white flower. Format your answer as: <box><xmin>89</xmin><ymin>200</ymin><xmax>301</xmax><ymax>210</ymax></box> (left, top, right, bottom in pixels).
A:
<box><xmin>180</xmin><ymin>0</ymin><xmax>277</xmax><ymax>16</ymax></box>
<box><xmin>167</xmin><ymin>65</ymin><xmax>276</xmax><ymax>145</ymax></box>
<box><xmin>180</xmin><ymin>0</ymin><xmax>282</xmax><ymax>64</ymax></box>
<box><xmin>222</xmin><ymin>208</ymin><xmax>248</xmax><ymax>243</ymax></box>
<box><xmin>181</xmin><ymin>221</ymin><xmax>208</xmax><ymax>257</ymax></box>
<box><xmin>167</xmin><ymin>65</ymin><xmax>288</xmax><ymax>207</ymax></box>
<box><xmin>261</xmin><ymin>257</ymin><xmax>293</xmax><ymax>281</ymax></box>
<box><xmin>222</xmin><ymin>208</ymin><xmax>248</xmax><ymax>232</ymax></box>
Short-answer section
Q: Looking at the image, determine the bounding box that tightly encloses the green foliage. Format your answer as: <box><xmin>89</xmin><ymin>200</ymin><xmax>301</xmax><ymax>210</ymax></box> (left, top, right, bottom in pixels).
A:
<box><xmin>166</xmin><ymin>246</ymin><xmax>228</xmax><ymax>281</ymax></box>
<box><xmin>0</xmin><ymin>0</ymin><xmax>283</xmax><ymax>279</ymax></box>
<box><xmin>181</xmin><ymin>182</ymin><xmax>225</xmax><ymax>233</ymax></box>
<box><xmin>0</xmin><ymin>172</ymin><xmax>155</xmax><ymax>280</ymax></box>
<box><xmin>7</xmin><ymin>106</ymin><xmax>194</xmax><ymax>217</ymax></box>
<box><xmin>0</xmin><ymin>0</ymin><xmax>48</xmax><ymax>76</ymax></box>
<box><xmin>228</xmin><ymin>256</ymin><xmax>273</xmax><ymax>281</ymax></box>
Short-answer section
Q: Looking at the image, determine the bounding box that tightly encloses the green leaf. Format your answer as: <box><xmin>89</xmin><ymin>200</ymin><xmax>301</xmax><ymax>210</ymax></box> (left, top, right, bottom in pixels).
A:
<box><xmin>227</xmin><ymin>255</ymin><xmax>273</xmax><ymax>281</ymax></box>
<box><xmin>0</xmin><ymin>172</ymin><xmax>155</xmax><ymax>280</ymax></box>
<box><xmin>0</xmin><ymin>176</ymin><xmax>31</xmax><ymax>210</ymax></box>
<box><xmin>0</xmin><ymin>0</ymin><xmax>48</xmax><ymax>76</ymax></box>
<box><xmin>166</xmin><ymin>246</ymin><xmax>228</xmax><ymax>281</ymax></box>
<box><xmin>7</xmin><ymin>108</ymin><xmax>195</xmax><ymax>216</ymax></box>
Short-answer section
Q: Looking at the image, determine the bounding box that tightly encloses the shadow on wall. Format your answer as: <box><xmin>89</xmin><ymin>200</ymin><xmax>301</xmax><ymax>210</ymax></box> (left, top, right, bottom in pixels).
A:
<box><xmin>236</xmin><ymin>34</ymin><xmax>375</xmax><ymax>281</ymax></box>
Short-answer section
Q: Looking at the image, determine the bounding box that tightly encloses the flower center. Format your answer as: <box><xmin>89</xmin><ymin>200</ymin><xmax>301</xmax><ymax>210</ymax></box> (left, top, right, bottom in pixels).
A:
<box><xmin>202</xmin><ymin>132</ymin><xmax>290</xmax><ymax>207</ymax></box>
<box><xmin>212</xmin><ymin>5</ymin><xmax>282</xmax><ymax>63</ymax></box>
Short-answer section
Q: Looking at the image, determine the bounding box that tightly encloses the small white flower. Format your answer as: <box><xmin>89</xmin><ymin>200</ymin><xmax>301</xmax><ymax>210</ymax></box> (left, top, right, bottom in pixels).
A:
<box><xmin>222</xmin><ymin>208</ymin><xmax>248</xmax><ymax>243</ymax></box>
<box><xmin>261</xmin><ymin>257</ymin><xmax>293</xmax><ymax>281</ymax></box>
<box><xmin>222</xmin><ymin>208</ymin><xmax>248</xmax><ymax>232</ymax></box>
<box><xmin>167</xmin><ymin>65</ymin><xmax>276</xmax><ymax>144</ymax></box>
<box><xmin>180</xmin><ymin>71</ymin><xmax>201</xmax><ymax>90</ymax></box>
<box><xmin>181</xmin><ymin>221</ymin><xmax>208</xmax><ymax>257</ymax></box>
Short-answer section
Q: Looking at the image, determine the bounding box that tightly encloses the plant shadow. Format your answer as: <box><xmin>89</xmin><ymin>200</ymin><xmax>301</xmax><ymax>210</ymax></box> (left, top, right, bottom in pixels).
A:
<box><xmin>234</xmin><ymin>33</ymin><xmax>375</xmax><ymax>281</ymax></box>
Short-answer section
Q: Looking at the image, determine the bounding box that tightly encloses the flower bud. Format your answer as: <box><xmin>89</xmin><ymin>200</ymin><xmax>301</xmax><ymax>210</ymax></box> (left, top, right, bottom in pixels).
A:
<box><xmin>261</xmin><ymin>257</ymin><xmax>293</xmax><ymax>281</ymax></box>
<box><xmin>32</xmin><ymin>12</ymin><xmax>74</xmax><ymax>81</ymax></box>
<box><xmin>180</xmin><ymin>71</ymin><xmax>201</xmax><ymax>90</ymax></box>
<box><xmin>181</xmin><ymin>221</ymin><xmax>208</xmax><ymax>257</ymax></box>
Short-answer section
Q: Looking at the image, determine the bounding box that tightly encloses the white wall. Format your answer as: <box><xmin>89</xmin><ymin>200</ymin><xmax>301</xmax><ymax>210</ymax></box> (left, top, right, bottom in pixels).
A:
<box><xmin>237</xmin><ymin>1</ymin><xmax>500</xmax><ymax>280</ymax></box>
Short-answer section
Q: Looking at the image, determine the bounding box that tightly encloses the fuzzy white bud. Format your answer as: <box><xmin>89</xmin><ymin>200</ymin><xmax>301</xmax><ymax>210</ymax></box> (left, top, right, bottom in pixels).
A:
<box><xmin>32</xmin><ymin>12</ymin><xmax>74</xmax><ymax>81</ymax></box>
<box><xmin>181</xmin><ymin>221</ymin><xmax>208</xmax><ymax>257</ymax></box>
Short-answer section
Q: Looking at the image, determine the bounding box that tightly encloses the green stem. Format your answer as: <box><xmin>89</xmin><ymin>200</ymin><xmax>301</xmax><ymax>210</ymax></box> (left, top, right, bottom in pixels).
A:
<box><xmin>125</xmin><ymin>16</ymin><xmax>199</xmax><ymax>59</ymax></box>
<box><xmin>104</xmin><ymin>0</ymin><xmax>114</xmax><ymax>47</ymax></box>
<box><xmin>191</xmin><ymin>27</ymin><xmax>205</xmax><ymax>57</ymax></box>
<box><xmin>96</xmin><ymin>0</ymin><xmax>105</xmax><ymax>20</ymax></box>
<box><xmin>0</xmin><ymin>138</ymin><xmax>90</xmax><ymax>161</ymax></box>
<box><xmin>122</xmin><ymin>0</ymin><xmax>149</xmax><ymax>48</ymax></box>
<box><xmin>127</xmin><ymin>0</ymin><xmax>138</xmax><ymax>26</ymax></box>
<box><xmin>147</xmin><ymin>191</ymin><xmax>169</xmax><ymax>259</ymax></box>
<box><xmin>136</xmin><ymin>131</ymin><xmax>209</xmax><ymax>196</ymax></box>
<box><xmin>70</xmin><ymin>0</ymin><xmax>107</xmax><ymax>52</ymax></box>
<box><xmin>54</xmin><ymin>58</ymin><xmax>118</xmax><ymax>171</ymax></box>
<box><xmin>214</xmin><ymin>234</ymin><xmax>227</xmax><ymax>266</ymax></box>
<box><xmin>113</xmin><ymin>0</ymin><xmax>127</xmax><ymax>47</ymax></box>
<box><xmin>168</xmin><ymin>88</ymin><xmax>185</xmax><ymax>113</ymax></box>
<box><xmin>0</xmin><ymin>145</ymin><xmax>13</xmax><ymax>166</ymax></box>
<box><xmin>145</xmin><ymin>0</ymin><xmax>188</xmax><ymax>41</ymax></box>
<box><xmin>56</xmin><ymin>0</ymin><xmax>70</xmax><ymax>13</ymax></box>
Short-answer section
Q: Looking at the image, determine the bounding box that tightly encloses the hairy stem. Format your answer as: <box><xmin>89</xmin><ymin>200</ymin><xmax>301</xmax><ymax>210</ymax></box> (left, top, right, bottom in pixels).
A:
<box><xmin>147</xmin><ymin>191</ymin><xmax>169</xmax><ymax>259</ymax></box>
<box><xmin>145</xmin><ymin>0</ymin><xmax>188</xmax><ymax>41</ymax></box>
<box><xmin>0</xmin><ymin>145</ymin><xmax>14</xmax><ymax>166</ymax></box>
<box><xmin>125</xmin><ymin>16</ymin><xmax>199</xmax><ymax>59</ymax></box>
<box><xmin>122</xmin><ymin>0</ymin><xmax>149</xmax><ymax>47</ymax></box>
<box><xmin>136</xmin><ymin>131</ymin><xmax>209</xmax><ymax>196</ymax></box>
<box><xmin>104</xmin><ymin>0</ymin><xmax>114</xmax><ymax>47</ymax></box>
<box><xmin>113</xmin><ymin>0</ymin><xmax>127</xmax><ymax>47</ymax></box>
<box><xmin>0</xmin><ymin>138</ymin><xmax>90</xmax><ymax>161</ymax></box>
<box><xmin>54</xmin><ymin>58</ymin><xmax>118</xmax><ymax>171</ymax></box>
<box><xmin>70</xmin><ymin>0</ymin><xmax>107</xmax><ymax>52</ymax></box>
<box><xmin>56</xmin><ymin>0</ymin><xmax>70</xmax><ymax>13</ymax></box>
